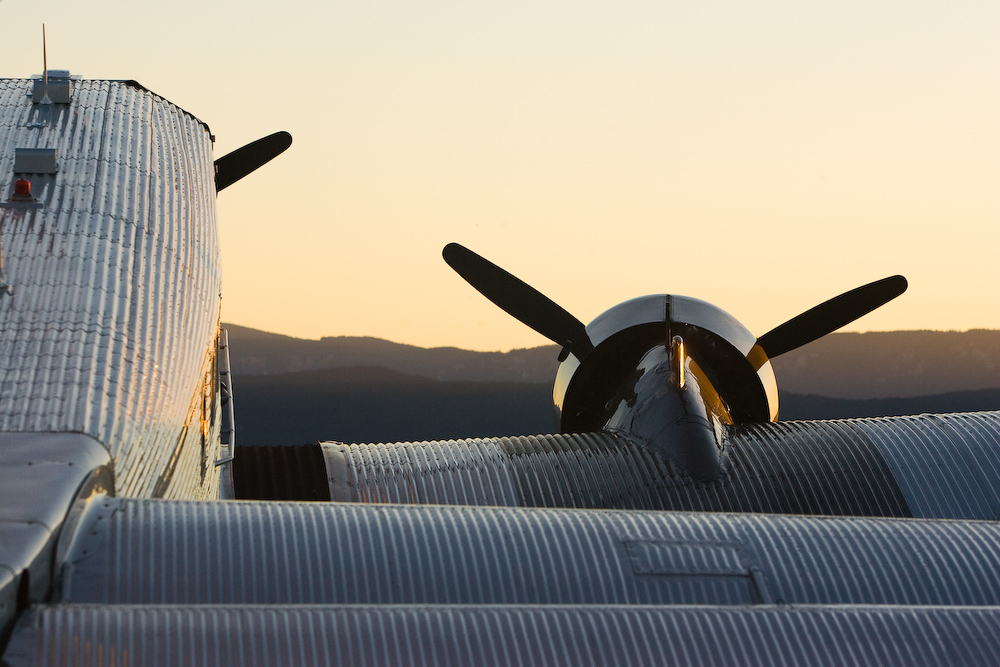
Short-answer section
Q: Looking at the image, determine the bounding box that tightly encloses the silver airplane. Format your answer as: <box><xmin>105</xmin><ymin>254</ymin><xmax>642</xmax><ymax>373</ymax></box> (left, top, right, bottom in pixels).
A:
<box><xmin>2</xmin><ymin>71</ymin><xmax>1000</xmax><ymax>666</ymax></box>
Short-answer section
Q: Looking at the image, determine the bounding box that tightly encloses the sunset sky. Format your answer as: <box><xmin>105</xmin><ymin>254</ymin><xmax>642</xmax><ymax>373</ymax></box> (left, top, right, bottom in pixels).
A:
<box><xmin>3</xmin><ymin>0</ymin><xmax>998</xmax><ymax>351</ymax></box>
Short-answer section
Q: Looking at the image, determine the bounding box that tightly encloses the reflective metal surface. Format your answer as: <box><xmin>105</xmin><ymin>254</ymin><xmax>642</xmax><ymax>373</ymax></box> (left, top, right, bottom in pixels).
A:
<box><xmin>8</xmin><ymin>495</ymin><xmax>1000</xmax><ymax>664</ymax></box>
<box><xmin>0</xmin><ymin>78</ymin><xmax>223</xmax><ymax>500</ymax></box>
<box><xmin>8</xmin><ymin>604</ymin><xmax>1000</xmax><ymax>667</ymax></box>
<box><xmin>323</xmin><ymin>411</ymin><xmax>1000</xmax><ymax>520</ymax></box>
<box><xmin>0</xmin><ymin>76</ymin><xmax>223</xmax><ymax>646</ymax></box>
<box><xmin>0</xmin><ymin>433</ymin><xmax>109</xmax><ymax>641</ymax></box>
<box><xmin>51</xmin><ymin>498</ymin><xmax>1000</xmax><ymax>607</ymax></box>
<box><xmin>554</xmin><ymin>295</ymin><xmax>777</xmax><ymax>435</ymax></box>
<box><xmin>603</xmin><ymin>346</ymin><xmax>725</xmax><ymax>481</ymax></box>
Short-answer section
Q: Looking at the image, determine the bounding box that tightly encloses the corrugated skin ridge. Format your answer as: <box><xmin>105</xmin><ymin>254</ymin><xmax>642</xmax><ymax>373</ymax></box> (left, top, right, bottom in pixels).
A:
<box><xmin>324</xmin><ymin>412</ymin><xmax>1000</xmax><ymax>519</ymax></box>
<box><xmin>0</xmin><ymin>79</ymin><xmax>221</xmax><ymax>499</ymax></box>
<box><xmin>715</xmin><ymin>418</ymin><xmax>912</xmax><ymax>517</ymax></box>
<box><xmin>864</xmin><ymin>412</ymin><xmax>1000</xmax><ymax>519</ymax></box>
<box><xmin>8</xmin><ymin>604</ymin><xmax>1000</xmax><ymax>667</ymax></box>
<box><xmin>328</xmin><ymin>438</ymin><xmax>521</xmax><ymax>506</ymax></box>
<box><xmin>59</xmin><ymin>498</ymin><xmax>1000</xmax><ymax>607</ymax></box>
<box><xmin>727</xmin><ymin>412</ymin><xmax>1000</xmax><ymax>520</ymax></box>
<box><xmin>323</xmin><ymin>433</ymin><xmax>677</xmax><ymax>510</ymax></box>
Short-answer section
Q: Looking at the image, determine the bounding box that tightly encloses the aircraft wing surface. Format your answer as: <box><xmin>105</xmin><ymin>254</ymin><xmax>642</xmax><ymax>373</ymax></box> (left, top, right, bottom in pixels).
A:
<box><xmin>230</xmin><ymin>411</ymin><xmax>1000</xmax><ymax>520</ymax></box>
<box><xmin>10</xmin><ymin>496</ymin><xmax>1000</xmax><ymax>665</ymax></box>
<box><xmin>8</xmin><ymin>604</ymin><xmax>1000</xmax><ymax>666</ymax></box>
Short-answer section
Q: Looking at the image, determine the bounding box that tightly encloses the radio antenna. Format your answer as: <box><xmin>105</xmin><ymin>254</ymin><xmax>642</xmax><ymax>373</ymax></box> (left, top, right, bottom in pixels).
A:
<box><xmin>40</xmin><ymin>24</ymin><xmax>52</xmax><ymax>105</ymax></box>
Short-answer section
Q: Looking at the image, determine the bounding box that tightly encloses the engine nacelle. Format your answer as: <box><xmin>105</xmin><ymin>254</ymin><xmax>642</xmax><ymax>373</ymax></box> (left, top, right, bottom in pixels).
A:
<box><xmin>553</xmin><ymin>295</ymin><xmax>779</xmax><ymax>434</ymax></box>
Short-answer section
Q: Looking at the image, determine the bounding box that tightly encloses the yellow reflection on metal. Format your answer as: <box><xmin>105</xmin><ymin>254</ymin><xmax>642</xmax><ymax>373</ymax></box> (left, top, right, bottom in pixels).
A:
<box><xmin>687</xmin><ymin>358</ymin><xmax>735</xmax><ymax>431</ymax></box>
<box><xmin>670</xmin><ymin>335</ymin><xmax>686</xmax><ymax>390</ymax></box>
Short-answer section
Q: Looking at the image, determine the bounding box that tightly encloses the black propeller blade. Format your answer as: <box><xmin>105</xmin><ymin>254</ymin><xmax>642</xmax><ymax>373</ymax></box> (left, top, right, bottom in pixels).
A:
<box><xmin>443</xmin><ymin>243</ymin><xmax>594</xmax><ymax>360</ymax></box>
<box><xmin>215</xmin><ymin>131</ymin><xmax>293</xmax><ymax>192</ymax></box>
<box><xmin>756</xmin><ymin>275</ymin><xmax>908</xmax><ymax>359</ymax></box>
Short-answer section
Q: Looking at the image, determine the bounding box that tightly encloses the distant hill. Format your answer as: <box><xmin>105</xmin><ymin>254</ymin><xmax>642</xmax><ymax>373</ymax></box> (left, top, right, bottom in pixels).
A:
<box><xmin>770</xmin><ymin>330</ymin><xmax>1000</xmax><ymax>399</ymax></box>
<box><xmin>225</xmin><ymin>324</ymin><xmax>1000</xmax><ymax>399</ymax></box>
<box><xmin>779</xmin><ymin>388</ymin><xmax>1000</xmax><ymax>421</ymax></box>
<box><xmin>233</xmin><ymin>366</ymin><xmax>1000</xmax><ymax>445</ymax></box>
<box><xmin>224</xmin><ymin>325</ymin><xmax>1000</xmax><ymax>444</ymax></box>
<box><xmin>224</xmin><ymin>324</ymin><xmax>559</xmax><ymax>383</ymax></box>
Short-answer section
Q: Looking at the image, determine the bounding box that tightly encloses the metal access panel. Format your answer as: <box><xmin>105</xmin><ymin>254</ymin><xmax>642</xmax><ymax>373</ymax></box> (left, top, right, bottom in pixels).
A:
<box><xmin>13</xmin><ymin>148</ymin><xmax>57</xmax><ymax>174</ymax></box>
<box><xmin>31</xmin><ymin>79</ymin><xmax>72</xmax><ymax>104</ymax></box>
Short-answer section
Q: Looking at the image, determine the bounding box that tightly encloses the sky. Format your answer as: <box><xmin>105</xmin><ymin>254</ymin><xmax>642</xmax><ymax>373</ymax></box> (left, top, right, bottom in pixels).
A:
<box><xmin>3</xmin><ymin>1</ymin><xmax>998</xmax><ymax>351</ymax></box>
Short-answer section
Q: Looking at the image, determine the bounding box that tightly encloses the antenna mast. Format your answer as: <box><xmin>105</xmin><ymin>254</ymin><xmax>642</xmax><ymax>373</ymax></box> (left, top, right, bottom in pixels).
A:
<box><xmin>40</xmin><ymin>24</ymin><xmax>52</xmax><ymax>105</ymax></box>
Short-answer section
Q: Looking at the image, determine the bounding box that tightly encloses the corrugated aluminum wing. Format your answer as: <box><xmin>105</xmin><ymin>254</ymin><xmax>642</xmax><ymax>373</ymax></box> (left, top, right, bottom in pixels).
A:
<box><xmin>322</xmin><ymin>411</ymin><xmax>1000</xmax><ymax>519</ymax></box>
<box><xmin>8</xmin><ymin>604</ymin><xmax>1000</xmax><ymax>667</ymax></box>
<box><xmin>0</xmin><ymin>433</ymin><xmax>109</xmax><ymax>626</ymax></box>
<box><xmin>58</xmin><ymin>498</ymin><xmax>1000</xmax><ymax>607</ymax></box>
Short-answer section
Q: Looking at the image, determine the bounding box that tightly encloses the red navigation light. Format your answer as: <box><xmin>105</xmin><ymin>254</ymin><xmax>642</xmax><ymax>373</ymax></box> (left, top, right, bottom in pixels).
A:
<box><xmin>5</xmin><ymin>177</ymin><xmax>42</xmax><ymax>208</ymax></box>
<box><xmin>11</xmin><ymin>178</ymin><xmax>34</xmax><ymax>203</ymax></box>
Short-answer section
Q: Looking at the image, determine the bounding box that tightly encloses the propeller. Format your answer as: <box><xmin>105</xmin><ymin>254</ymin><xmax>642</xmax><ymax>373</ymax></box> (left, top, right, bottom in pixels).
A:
<box><xmin>215</xmin><ymin>131</ymin><xmax>293</xmax><ymax>192</ymax></box>
<box><xmin>756</xmin><ymin>275</ymin><xmax>907</xmax><ymax>359</ymax></box>
<box><xmin>443</xmin><ymin>243</ymin><xmax>594</xmax><ymax>360</ymax></box>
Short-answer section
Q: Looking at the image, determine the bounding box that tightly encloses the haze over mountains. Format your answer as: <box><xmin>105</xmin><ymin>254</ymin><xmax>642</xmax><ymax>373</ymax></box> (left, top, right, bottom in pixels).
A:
<box><xmin>769</xmin><ymin>330</ymin><xmax>1000</xmax><ymax>399</ymax></box>
<box><xmin>224</xmin><ymin>325</ymin><xmax>558</xmax><ymax>383</ymax></box>
<box><xmin>225</xmin><ymin>324</ymin><xmax>1000</xmax><ymax>445</ymax></box>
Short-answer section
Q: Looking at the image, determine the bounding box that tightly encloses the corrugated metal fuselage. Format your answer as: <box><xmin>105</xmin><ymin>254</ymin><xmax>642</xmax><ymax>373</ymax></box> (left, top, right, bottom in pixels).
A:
<box><xmin>0</xmin><ymin>78</ymin><xmax>223</xmax><ymax>500</ymax></box>
<box><xmin>0</xmin><ymin>76</ymin><xmax>223</xmax><ymax>646</ymax></box>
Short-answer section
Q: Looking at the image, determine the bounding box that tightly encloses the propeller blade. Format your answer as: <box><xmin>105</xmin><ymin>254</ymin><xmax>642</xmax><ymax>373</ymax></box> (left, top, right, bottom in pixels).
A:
<box><xmin>215</xmin><ymin>131</ymin><xmax>293</xmax><ymax>192</ymax></box>
<box><xmin>756</xmin><ymin>275</ymin><xmax>907</xmax><ymax>358</ymax></box>
<box><xmin>443</xmin><ymin>243</ymin><xmax>594</xmax><ymax>360</ymax></box>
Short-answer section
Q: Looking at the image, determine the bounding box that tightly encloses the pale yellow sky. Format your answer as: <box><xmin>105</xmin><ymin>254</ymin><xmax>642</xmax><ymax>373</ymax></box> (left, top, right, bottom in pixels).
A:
<box><xmin>4</xmin><ymin>1</ymin><xmax>998</xmax><ymax>351</ymax></box>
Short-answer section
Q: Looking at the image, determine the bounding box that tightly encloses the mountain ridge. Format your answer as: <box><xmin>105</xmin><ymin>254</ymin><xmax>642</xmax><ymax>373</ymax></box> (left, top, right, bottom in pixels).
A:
<box><xmin>232</xmin><ymin>364</ymin><xmax>1000</xmax><ymax>445</ymax></box>
<box><xmin>224</xmin><ymin>324</ymin><xmax>1000</xmax><ymax>399</ymax></box>
<box><xmin>224</xmin><ymin>323</ymin><xmax>558</xmax><ymax>383</ymax></box>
